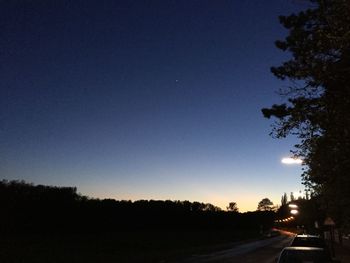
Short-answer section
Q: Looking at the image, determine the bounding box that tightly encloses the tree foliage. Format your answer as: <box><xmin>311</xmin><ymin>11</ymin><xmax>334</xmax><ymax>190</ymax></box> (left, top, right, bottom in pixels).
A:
<box><xmin>290</xmin><ymin>192</ymin><xmax>295</xmax><ymax>202</ymax></box>
<box><xmin>281</xmin><ymin>192</ymin><xmax>288</xmax><ymax>206</ymax></box>
<box><xmin>0</xmin><ymin>180</ymin><xmax>276</xmax><ymax>234</ymax></box>
<box><xmin>226</xmin><ymin>202</ymin><xmax>239</xmax><ymax>212</ymax></box>
<box><xmin>262</xmin><ymin>0</ymin><xmax>350</xmax><ymax>228</ymax></box>
<box><xmin>257</xmin><ymin>198</ymin><xmax>274</xmax><ymax>211</ymax></box>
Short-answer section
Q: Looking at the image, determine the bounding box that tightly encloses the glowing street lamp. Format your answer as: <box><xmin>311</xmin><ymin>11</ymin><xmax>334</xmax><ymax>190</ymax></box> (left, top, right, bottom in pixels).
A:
<box><xmin>288</xmin><ymin>203</ymin><xmax>299</xmax><ymax>215</ymax></box>
<box><xmin>281</xmin><ymin>157</ymin><xmax>303</xmax><ymax>165</ymax></box>
<box><xmin>290</xmin><ymin>209</ymin><xmax>299</xmax><ymax>215</ymax></box>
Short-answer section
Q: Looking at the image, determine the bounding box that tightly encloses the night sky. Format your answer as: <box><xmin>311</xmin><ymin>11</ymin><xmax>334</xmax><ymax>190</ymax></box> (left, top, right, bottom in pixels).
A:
<box><xmin>1</xmin><ymin>1</ymin><xmax>306</xmax><ymax>211</ymax></box>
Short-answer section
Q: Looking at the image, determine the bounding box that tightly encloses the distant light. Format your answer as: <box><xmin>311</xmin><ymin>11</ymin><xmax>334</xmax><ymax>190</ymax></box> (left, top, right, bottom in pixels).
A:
<box><xmin>288</xmin><ymin>204</ymin><xmax>298</xmax><ymax>209</ymax></box>
<box><xmin>290</xmin><ymin>209</ymin><xmax>299</xmax><ymax>215</ymax></box>
<box><xmin>281</xmin><ymin>157</ymin><xmax>303</xmax><ymax>165</ymax></box>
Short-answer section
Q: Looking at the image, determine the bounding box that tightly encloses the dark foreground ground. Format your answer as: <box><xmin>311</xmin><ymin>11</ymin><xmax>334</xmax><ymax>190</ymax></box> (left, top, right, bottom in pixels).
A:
<box><xmin>0</xmin><ymin>230</ymin><xmax>262</xmax><ymax>263</ymax></box>
<box><xmin>3</xmin><ymin>229</ymin><xmax>348</xmax><ymax>263</ymax></box>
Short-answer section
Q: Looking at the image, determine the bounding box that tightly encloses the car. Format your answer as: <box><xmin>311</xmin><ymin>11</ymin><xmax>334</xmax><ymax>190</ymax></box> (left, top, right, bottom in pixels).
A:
<box><xmin>277</xmin><ymin>247</ymin><xmax>339</xmax><ymax>263</ymax></box>
<box><xmin>291</xmin><ymin>234</ymin><xmax>328</xmax><ymax>249</ymax></box>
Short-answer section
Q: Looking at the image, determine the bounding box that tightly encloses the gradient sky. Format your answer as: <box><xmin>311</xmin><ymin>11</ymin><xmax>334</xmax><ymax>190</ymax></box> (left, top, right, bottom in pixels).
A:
<box><xmin>1</xmin><ymin>0</ymin><xmax>307</xmax><ymax>211</ymax></box>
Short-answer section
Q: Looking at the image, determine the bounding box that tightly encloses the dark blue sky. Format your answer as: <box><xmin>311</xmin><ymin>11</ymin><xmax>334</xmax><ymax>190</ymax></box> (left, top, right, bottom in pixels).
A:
<box><xmin>1</xmin><ymin>0</ymin><xmax>306</xmax><ymax>211</ymax></box>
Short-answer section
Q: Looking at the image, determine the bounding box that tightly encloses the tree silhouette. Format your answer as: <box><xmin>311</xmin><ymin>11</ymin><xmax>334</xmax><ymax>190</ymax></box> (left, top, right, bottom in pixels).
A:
<box><xmin>0</xmin><ymin>180</ymin><xmax>276</xmax><ymax>235</ymax></box>
<box><xmin>281</xmin><ymin>193</ymin><xmax>288</xmax><ymax>206</ymax></box>
<box><xmin>226</xmin><ymin>202</ymin><xmax>239</xmax><ymax>212</ymax></box>
<box><xmin>257</xmin><ymin>198</ymin><xmax>274</xmax><ymax>211</ymax></box>
<box><xmin>290</xmin><ymin>192</ymin><xmax>295</xmax><ymax>202</ymax></box>
<box><xmin>262</xmin><ymin>0</ymin><xmax>350</xmax><ymax>227</ymax></box>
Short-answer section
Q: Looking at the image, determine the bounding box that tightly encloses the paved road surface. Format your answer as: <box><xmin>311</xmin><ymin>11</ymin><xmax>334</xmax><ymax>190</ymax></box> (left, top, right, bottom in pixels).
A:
<box><xmin>178</xmin><ymin>231</ymin><xmax>294</xmax><ymax>263</ymax></box>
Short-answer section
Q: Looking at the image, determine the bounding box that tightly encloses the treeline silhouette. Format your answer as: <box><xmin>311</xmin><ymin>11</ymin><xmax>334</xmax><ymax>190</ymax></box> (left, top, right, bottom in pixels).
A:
<box><xmin>0</xmin><ymin>180</ymin><xmax>274</xmax><ymax>234</ymax></box>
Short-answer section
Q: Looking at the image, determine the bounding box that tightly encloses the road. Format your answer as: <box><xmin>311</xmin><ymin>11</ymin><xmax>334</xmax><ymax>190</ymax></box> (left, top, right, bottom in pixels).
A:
<box><xmin>177</xmin><ymin>230</ymin><xmax>294</xmax><ymax>263</ymax></box>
